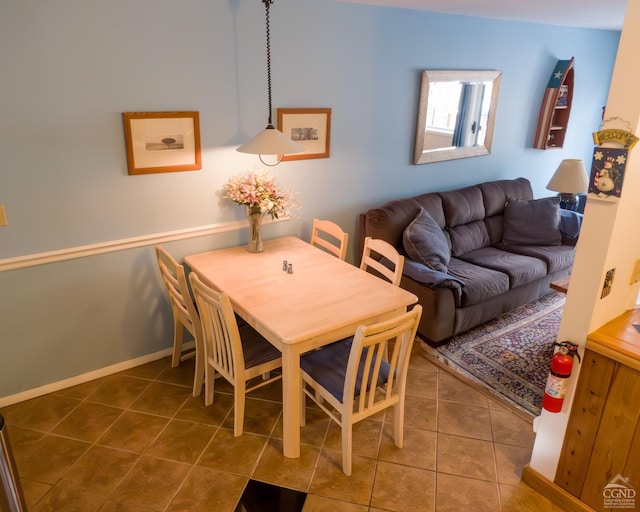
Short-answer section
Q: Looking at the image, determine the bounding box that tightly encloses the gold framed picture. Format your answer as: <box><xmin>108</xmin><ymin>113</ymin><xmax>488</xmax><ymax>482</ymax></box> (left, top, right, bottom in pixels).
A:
<box><xmin>277</xmin><ymin>108</ymin><xmax>331</xmax><ymax>160</ymax></box>
<box><xmin>122</xmin><ymin>111</ymin><xmax>202</xmax><ymax>175</ymax></box>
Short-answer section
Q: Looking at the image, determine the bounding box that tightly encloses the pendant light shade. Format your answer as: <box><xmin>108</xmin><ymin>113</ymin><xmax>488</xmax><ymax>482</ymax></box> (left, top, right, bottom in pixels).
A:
<box><xmin>237</xmin><ymin>0</ymin><xmax>303</xmax><ymax>165</ymax></box>
<box><xmin>237</xmin><ymin>125</ymin><xmax>303</xmax><ymax>156</ymax></box>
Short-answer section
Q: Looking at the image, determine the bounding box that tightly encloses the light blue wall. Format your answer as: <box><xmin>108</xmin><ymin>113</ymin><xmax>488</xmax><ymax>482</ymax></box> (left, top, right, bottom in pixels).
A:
<box><xmin>0</xmin><ymin>0</ymin><xmax>620</xmax><ymax>399</ymax></box>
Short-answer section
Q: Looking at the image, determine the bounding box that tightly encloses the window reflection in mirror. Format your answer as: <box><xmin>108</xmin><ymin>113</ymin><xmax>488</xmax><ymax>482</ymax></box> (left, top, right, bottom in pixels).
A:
<box><xmin>414</xmin><ymin>70</ymin><xmax>501</xmax><ymax>164</ymax></box>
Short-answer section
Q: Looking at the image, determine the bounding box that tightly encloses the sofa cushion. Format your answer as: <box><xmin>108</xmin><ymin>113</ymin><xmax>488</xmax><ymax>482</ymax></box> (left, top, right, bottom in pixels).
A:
<box><xmin>458</xmin><ymin>247</ymin><xmax>547</xmax><ymax>288</ymax></box>
<box><xmin>495</xmin><ymin>243</ymin><xmax>575</xmax><ymax>273</ymax></box>
<box><xmin>403</xmin><ymin>208</ymin><xmax>450</xmax><ymax>272</ymax></box>
<box><xmin>447</xmin><ymin>221</ymin><xmax>491</xmax><ymax>257</ymax></box>
<box><xmin>502</xmin><ymin>197</ymin><xmax>562</xmax><ymax>246</ymax></box>
<box><xmin>447</xmin><ymin>258</ymin><xmax>510</xmax><ymax>307</ymax></box>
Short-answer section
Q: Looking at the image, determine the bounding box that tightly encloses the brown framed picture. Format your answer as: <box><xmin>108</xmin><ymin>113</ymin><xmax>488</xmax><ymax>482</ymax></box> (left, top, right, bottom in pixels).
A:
<box><xmin>122</xmin><ymin>111</ymin><xmax>202</xmax><ymax>175</ymax></box>
<box><xmin>277</xmin><ymin>108</ymin><xmax>331</xmax><ymax>160</ymax></box>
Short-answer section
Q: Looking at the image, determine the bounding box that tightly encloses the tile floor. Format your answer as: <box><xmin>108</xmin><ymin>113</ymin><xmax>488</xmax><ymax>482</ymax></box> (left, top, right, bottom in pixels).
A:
<box><xmin>1</xmin><ymin>341</ymin><xmax>566</xmax><ymax>511</ymax></box>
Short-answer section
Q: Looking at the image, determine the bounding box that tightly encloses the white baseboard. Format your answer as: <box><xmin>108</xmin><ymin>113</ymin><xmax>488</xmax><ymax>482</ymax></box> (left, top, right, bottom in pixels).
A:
<box><xmin>0</xmin><ymin>341</ymin><xmax>195</xmax><ymax>408</ymax></box>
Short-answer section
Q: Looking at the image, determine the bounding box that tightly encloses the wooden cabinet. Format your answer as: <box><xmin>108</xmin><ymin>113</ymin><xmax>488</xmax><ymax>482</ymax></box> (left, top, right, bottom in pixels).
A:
<box><xmin>534</xmin><ymin>57</ymin><xmax>575</xmax><ymax>150</ymax></box>
<box><xmin>554</xmin><ymin>309</ymin><xmax>640</xmax><ymax>511</ymax></box>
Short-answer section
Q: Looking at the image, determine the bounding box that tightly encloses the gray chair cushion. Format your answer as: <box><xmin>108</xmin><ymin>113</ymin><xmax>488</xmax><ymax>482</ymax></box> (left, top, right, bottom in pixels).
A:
<box><xmin>300</xmin><ymin>338</ymin><xmax>390</xmax><ymax>403</ymax></box>
<box><xmin>403</xmin><ymin>208</ymin><xmax>450</xmax><ymax>272</ymax></box>
<box><xmin>502</xmin><ymin>197</ymin><xmax>562</xmax><ymax>246</ymax></box>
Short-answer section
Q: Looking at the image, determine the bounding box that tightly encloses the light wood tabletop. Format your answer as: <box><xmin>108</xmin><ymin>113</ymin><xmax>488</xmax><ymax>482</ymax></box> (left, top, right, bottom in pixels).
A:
<box><xmin>185</xmin><ymin>236</ymin><xmax>418</xmax><ymax>457</ymax></box>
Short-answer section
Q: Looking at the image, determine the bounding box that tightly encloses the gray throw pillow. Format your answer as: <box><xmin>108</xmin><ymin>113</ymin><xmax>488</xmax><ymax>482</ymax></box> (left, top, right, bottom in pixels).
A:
<box><xmin>403</xmin><ymin>208</ymin><xmax>450</xmax><ymax>272</ymax></box>
<box><xmin>502</xmin><ymin>197</ymin><xmax>562</xmax><ymax>246</ymax></box>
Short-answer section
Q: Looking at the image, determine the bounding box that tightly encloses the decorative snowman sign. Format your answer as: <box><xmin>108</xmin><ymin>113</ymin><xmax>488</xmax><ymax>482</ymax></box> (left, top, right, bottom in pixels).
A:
<box><xmin>589</xmin><ymin>117</ymin><xmax>637</xmax><ymax>202</ymax></box>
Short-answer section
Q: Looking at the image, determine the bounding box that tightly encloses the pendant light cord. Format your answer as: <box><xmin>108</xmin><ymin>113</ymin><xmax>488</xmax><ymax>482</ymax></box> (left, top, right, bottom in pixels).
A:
<box><xmin>264</xmin><ymin>0</ymin><xmax>273</xmax><ymax>126</ymax></box>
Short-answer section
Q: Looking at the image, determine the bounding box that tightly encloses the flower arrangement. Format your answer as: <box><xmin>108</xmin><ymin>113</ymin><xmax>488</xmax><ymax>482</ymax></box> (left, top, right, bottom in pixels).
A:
<box><xmin>222</xmin><ymin>170</ymin><xmax>300</xmax><ymax>219</ymax></box>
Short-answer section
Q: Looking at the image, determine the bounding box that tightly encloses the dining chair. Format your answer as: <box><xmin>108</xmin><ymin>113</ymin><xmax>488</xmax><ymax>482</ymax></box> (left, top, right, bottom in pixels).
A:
<box><xmin>310</xmin><ymin>218</ymin><xmax>349</xmax><ymax>260</ymax></box>
<box><xmin>360</xmin><ymin>236</ymin><xmax>405</xmax><ymax>286</ymax></box>
<box><xmin>188</xmin><ymin>272</ymin><xmax>283</xmax><ymax>437</ymax></box>
<box><xmin>155</xmin><ymin>245</ymin><xmax>204</xmax><ymax>397</ymax></box>
<box><xmin>300</xmin><ymin>305</ymin><xmax>423</xmax><ymax>475</ymax></box>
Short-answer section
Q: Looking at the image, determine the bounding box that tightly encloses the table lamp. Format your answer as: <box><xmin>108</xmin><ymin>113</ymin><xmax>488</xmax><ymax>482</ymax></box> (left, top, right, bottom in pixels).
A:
<box><xmin>546</xmin><ymin>159</ymin><xmax>588</xmax><ymax>211</ymax></box>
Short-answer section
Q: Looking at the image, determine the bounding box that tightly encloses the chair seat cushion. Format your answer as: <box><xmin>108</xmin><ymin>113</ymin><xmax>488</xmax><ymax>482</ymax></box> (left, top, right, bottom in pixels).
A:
<box><xmin>239</xmin><ymin>324</ymin><xmax>281</xmax><ymax>368</ymax></box>
<box><xmin>301</xmin><ymin>337</ymin><xmax>390</xmax><ymax>403</ymax></box>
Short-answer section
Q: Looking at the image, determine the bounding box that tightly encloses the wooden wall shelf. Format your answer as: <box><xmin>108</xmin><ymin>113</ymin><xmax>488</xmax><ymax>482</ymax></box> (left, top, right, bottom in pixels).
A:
<box><xmin>533</xmin><ymin>57</ymin><xmax>575</xmax><ymax>150</ymax></box>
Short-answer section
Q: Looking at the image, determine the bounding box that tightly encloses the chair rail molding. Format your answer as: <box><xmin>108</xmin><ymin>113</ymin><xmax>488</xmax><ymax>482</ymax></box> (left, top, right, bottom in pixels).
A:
<box><xmin>0</xmin><ymin>216</ymin><xmax>289</xmax><ymax>272</ymax></box>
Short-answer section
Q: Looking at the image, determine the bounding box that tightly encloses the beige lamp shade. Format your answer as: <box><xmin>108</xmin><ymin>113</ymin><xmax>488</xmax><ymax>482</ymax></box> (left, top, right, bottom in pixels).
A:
<box><xmin>236</xmin><ymin>125</ymin><xmax>304</xmax><ymax>156</ymax></box>
<box><xmin>546</xmin><ymin>159</ymin><xmax>589</xmax><ymax>194</ymax></box>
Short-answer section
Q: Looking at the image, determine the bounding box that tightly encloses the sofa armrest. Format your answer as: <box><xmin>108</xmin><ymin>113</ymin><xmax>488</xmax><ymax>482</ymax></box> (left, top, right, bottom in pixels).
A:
<box><xmin>559</xmin><ymin>209</ymin><xmax>583</xmax><ymax>244</ymax></box>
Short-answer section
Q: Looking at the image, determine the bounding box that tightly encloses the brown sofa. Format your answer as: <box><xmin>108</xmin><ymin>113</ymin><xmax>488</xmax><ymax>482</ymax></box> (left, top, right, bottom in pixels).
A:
<box><xmin>358</xmin><ymin>178</ymin><xmax>580</xmax><ymax>346</ymax></box>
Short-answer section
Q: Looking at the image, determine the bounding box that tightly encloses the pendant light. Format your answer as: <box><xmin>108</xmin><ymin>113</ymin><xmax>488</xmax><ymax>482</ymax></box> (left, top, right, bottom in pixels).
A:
<box><xmin>236</xmin><ymin>0</ymin><xmax>303</xmax><ymax>166</ymax></box>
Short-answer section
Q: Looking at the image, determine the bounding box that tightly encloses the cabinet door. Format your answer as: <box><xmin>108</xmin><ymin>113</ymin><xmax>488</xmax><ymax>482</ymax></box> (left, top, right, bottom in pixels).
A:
<box><xmin>581</xmin><ymin>363</ymin><xmax>640</xmax><ymax>510</ymax></box>
<box><xmin>555</xmin><ymin>350</ymin><xmax>614</xmax><ymax>497</ymax></box>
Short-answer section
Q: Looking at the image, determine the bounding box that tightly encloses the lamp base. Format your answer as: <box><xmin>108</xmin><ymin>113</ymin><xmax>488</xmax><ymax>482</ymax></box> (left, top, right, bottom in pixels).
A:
<box><xmin>558</xmin><ymin>193</ymin><xmax>579</xmax><ymax>211</ymax></box>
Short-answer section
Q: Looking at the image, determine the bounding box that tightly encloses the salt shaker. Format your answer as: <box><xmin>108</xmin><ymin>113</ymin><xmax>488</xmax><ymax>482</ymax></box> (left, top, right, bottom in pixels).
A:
<box><xmin>287</xmin><ymin>263</ymin><xmax>293</xmax><ymax>274</ymax></box>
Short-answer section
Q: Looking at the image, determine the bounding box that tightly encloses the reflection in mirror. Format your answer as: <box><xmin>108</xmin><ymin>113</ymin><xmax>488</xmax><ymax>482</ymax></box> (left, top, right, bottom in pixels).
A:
<box><xmin>414</xmin><ymin>70</ymin><xmax>502</xmax><ymax>164</ymax></box>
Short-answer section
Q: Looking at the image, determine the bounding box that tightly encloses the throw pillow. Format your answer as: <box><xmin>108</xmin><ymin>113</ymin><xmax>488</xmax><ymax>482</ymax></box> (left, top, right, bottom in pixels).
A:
<box><xmin>502</xmin><ymin>197</ymin><xmax>562</xmax><ymax>246</ymax></box>
<box><xmin>403</xmin><ymin>208</ymin><xmax>450</xmax><ymax>272</ymax></box>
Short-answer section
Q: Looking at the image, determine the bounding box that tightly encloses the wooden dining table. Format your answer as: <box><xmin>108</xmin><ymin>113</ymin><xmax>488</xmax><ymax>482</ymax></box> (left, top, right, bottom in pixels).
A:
<box><xmin>184</xmin><ymin>236</ymin><xmax>418</xmax><ymax>458</ymax></box>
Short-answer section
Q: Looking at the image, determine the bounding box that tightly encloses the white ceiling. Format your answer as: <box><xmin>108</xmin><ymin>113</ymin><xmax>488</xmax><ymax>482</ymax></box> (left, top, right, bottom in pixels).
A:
<box><xmin>333</xmin><ymin>0</ymin><xmax>627</xmax><ymax>30</ymax></box>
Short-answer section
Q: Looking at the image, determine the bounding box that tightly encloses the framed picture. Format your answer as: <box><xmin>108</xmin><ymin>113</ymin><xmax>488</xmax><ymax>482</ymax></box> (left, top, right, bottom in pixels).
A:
<box><xmin>277</xmin><ymin>108</ymin><xmax>331</xmax><ymax>160</ymax></box>
<box><xmin>122</xmin><ymin>111</ymin><xmax>202</xmax><ymax>175</ymax></box>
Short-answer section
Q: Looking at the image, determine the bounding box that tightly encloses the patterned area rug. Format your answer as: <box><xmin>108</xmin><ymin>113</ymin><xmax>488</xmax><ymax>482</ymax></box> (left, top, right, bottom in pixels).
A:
<box><xmin>421</xmin><ymin>291</ymin><xmax>566</xmax><ymax>417</ymax></box>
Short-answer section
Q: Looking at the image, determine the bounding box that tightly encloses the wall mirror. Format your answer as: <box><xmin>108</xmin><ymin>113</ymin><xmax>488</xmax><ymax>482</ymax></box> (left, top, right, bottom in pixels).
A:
<box><xmin>414</xmin><ymin>69</ymin><xmax>502</xmax><ymax>164</ymax></box>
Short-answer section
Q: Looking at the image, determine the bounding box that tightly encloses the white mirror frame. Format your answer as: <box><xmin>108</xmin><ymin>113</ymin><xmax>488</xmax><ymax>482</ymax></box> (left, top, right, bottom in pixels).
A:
<box><xmin>414</xmin><ymin>69</ymin><xmax>502</xmax><ymax>165</ymax></box>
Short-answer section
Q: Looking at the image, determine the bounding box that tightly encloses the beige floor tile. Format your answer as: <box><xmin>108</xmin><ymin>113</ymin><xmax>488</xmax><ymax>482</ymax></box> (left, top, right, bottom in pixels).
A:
<box><xmin>303</xmin><ymin>494</ymin><xmax>368</xmax><ymax>511</ymax></box>
<box><xmin>499</xmin><ymin>481</ymin><xmax>566</xmax><ymax>511</ymax></box>
<box><xmin>437</xmin><ymin>432</ymin><xmax>497</xmax><ymax>482</ymax></box>
<box><xmin>6</xmin><ymin>425</ymin><xmax>45</xmax><ymax>466</ymax></box>
<box><xmin>167</xmin><ymin>466</ymin><xmax>247</xmax><ymax>512</ymax></box>
<box><xmin>121</xmin><ymin>357</ymin><xmax>171</xmax><ymax>380</ymax></box>
<box><xmin>18</xmin><ymin>435</ymin><xmax>90</xmax><ymax>484</ymax></box>
<box><xmin>274</xmin><ymin>406</ymin><xmax>332</xmax><ymax>447</ymax></box>
<box><xmin>113</xmin><ymin>456</ymin><xmax>190</xmax><ymax>511</ymax></box>
<box><xmin>438</xmin><ymin>371</ymin><xmax>490</xmax><ymax>407</ymax></box>
<box><xmin>371</xmin><ymin>461</ymin><xmax>436</xmax><ymax>511</ymax></box>
<box><xmin>402</xmin><ymin>395</ymin><xmax>438</xmax><ymax>431</ymax></box>
<box><xmin>30</xmin><ymin>484</ymin><xmax>105</xmax><ymax>512</ymax></box>
<box><xmin>145</xmin><ymin>419</ymin><xmax>216</xmax><ymax>464</ymax></box>
<box><xmin>405</xmin><ymin>368</ymin><xmax>438</xmax><ymax>399</ymax></box>
<box><xmin>221</xmin><ymin>396</ymin><xmax>282</xmax><ymax>436</ymax></box>
<box><xmin>494</xmin><ymin>443</ymin><xmax>533</xmax><ymax>486</ymax></box>
<box><xmin>1</xmin><ymin>394</ymin><xmax>80</xmax><ymax>431</ymax></box>
<box><xmin>97</xmin><ymin>411</ymin><xmax>168</xmax><ymax>453</ymax></box>
<box><xmin>310</xmin><ymin>448</ymin><xmax>376</xmax><ymax>505</ymax></box>
<box><xmin>130</xmin><ymin>382</ymin><xmax>191</xmax><ymax>418</ymax></box>
<box><xmin>52</xmin><ymin>401</ymin><xmax>123</xmax><ymax>442</ymax></box>
<box><xmin>252</xmin><ymin>438</ymin><xmax>321</xmax><ymax>491</ymax></box>
<box><xmin>58</xmin><ymin>445</ymin><xmax>140</xmax><ymax>496</ymax></box>
<box><xmin>174</xmin><ymin>392</ymin><xmax>233</xmax><ymax>426</ymax></box>
<box><xmin>437</xmin><ymin>400</ymin><xmax>492</xmax><ymax>440</ymax></box>
<box><xmin>490</xmin><ymin>408</ymin><xmax>536</xmax><ymax>448</ymax></box>
<box><xmin>323</xmin><ymin>418</ymin><xmax>383</xmax><ymax>459</ymax></box>
<box><xmin>409</xmin><ymin>342</ymin><xmax>440</xmax><ymax>373</ymax></box>
<box><xmin>53</xmin><ymin>378</ymin><xmax>103</xmax><ymax>400</ymax></box>
<box><xmin>156</xmin><ymin>358</ymin><xmax>198</xmax><ymax>388</ymax></box>
<box><xmin>378</xmin><ymin>424</ymin><xmax>437</xmax><ymax>470</ymax></box>
<box><xmin>197</xmin><ymin>427</ymin><xmax>267</xmax><ymax>476</ymax></box>
<box><xmin>86</xmin><ymin>374</ymin><xmax>150</xmax><ymax>408</ymax></box>
<box><xmin>436</xmin><ymin>473</ymin><xmax>501</xmax><ymax>512</ymax></box>
<box><xmin>19</xmin><ymin>478</ymin><xmax>51</xmax><ymax>510</ymax></box>
<box><xmin>99</xmin><ymin>501</ymin><xmax>156</xmax><ymax>512</ymax></box>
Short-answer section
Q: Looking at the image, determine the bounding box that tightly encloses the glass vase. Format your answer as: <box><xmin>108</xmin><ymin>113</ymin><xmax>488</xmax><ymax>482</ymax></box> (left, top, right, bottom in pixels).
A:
<box><xmin>245</xmin><ymin>205</ymin><xmax>264</xmax><ymax>253</ymax></box>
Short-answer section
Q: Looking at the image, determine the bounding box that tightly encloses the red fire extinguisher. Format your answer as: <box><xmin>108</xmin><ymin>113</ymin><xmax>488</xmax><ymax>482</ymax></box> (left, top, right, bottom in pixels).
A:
<box><xmin>542</xmin><ymin>341</ymin><xmax>581</xmax><ymax>413</ymax></box>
